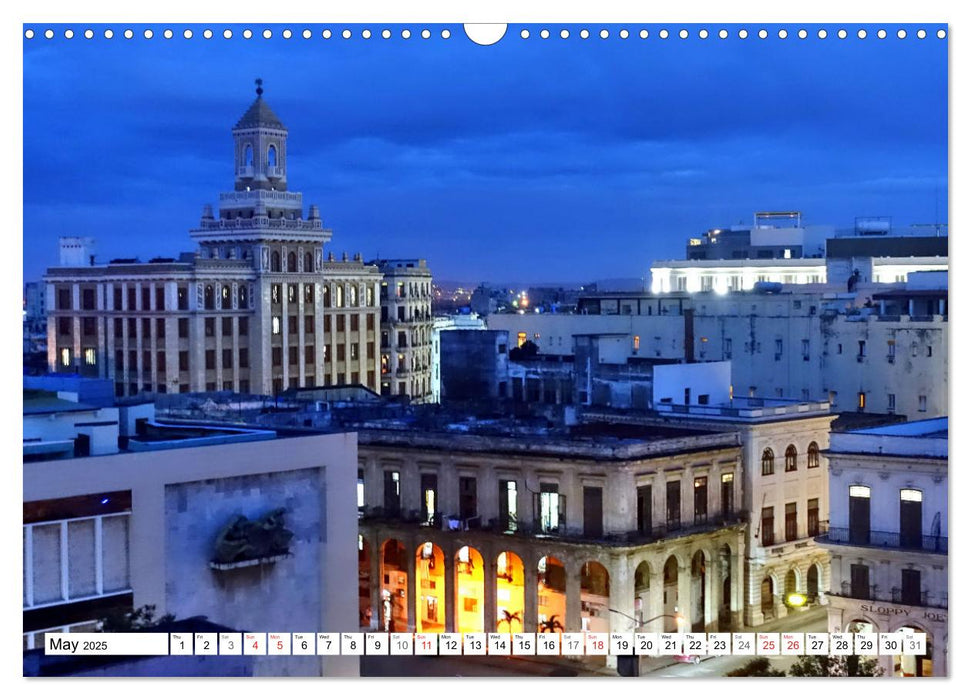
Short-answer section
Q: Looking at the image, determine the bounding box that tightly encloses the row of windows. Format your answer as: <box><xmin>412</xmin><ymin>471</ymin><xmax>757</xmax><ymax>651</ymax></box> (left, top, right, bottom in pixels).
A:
<box><xmin>269</xmin><ymin>343</ymin><xmax>376</xmax><ymax>366</ymax></box>
<box><xmin>761</xmin><ymin>442</ymin><xmax>820</xmax><ymax>475</ymax></box>
<box><xmin>57</xmin><ymin>285</ymin><xmax>192</xmax><ymax>312</ymax></box>
<box><xmin>364</xmin><ymin>470</ymin><xmax>736</xmax><ymax>537</ymax></box>
<box><xmin>271</xmin><ymin>282</ymin><xmax>375</xmax><ymax>308</ymax></box>
<box><xmin>759</xmin><ymin>499</ymin><xmax>820</xmax><ymax>546</ymax></box>
<box><xmin>381</xmin><ymin>281</ymin><xmax>432</xmax><ymax>300</ymax></box>
<box><xmin>271</xmin><ymin>314</ymin><xmax>375</xmax><ymax>335</ymax></box>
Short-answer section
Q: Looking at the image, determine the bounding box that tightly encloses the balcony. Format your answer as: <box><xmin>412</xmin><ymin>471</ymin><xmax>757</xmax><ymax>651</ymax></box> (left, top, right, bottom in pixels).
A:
<box><xmin>835</xmin><ymin>582</ymin><xmax>947</xmax><ymax>610</ymax></box>
<box><xmin>819</xmin><ymin>527</ymin><xmax>947</xmax><ymax>554</ymax></box>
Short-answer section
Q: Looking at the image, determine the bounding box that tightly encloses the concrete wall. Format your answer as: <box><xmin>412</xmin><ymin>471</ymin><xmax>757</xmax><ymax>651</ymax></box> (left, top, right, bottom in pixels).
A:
<box><xmin>23</xmin><ymin>433</ymin><xmax>359</xmax><ymax>677</ymax></box>
<box><xmin>653</xmin><ymin>362</ymin><xmax>731</xmax><ymax>406</ymax></box>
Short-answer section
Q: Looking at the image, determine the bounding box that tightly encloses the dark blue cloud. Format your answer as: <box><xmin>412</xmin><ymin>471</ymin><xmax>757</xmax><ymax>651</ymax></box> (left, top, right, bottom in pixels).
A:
<box><xmin>23</xmin><ymin>24</ymin><xmax>947</xmax><ymax>283</ymax></box>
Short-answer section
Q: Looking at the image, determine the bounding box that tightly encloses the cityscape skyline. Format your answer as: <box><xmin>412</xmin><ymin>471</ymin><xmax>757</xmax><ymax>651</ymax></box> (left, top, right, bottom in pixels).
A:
<box><xmin>23</xmin><ymin>24</ymin><xmax>947</xmax><ymax>284</ymax></box>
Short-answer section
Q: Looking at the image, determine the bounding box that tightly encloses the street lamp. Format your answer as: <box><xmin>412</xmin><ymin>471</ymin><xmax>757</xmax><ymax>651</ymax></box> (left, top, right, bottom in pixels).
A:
<box><xmin>607</xmin><ymin>608</ymin><xmax>685</xmax><ymax>631</ymax></box>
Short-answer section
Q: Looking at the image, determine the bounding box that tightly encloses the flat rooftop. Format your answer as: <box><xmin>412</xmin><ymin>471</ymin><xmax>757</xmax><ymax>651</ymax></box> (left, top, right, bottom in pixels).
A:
<box><xmin>849</xmin><ymin>416</ymin><xmax>948</xmax><ymax>440</ymax></box>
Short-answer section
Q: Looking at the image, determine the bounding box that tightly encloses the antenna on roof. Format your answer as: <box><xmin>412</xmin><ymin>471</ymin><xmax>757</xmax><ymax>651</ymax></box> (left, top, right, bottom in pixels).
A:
<box><xmin>255</xmin><ymin>78</ymin><xmax>263</xmax><ymax>97</ymax></box>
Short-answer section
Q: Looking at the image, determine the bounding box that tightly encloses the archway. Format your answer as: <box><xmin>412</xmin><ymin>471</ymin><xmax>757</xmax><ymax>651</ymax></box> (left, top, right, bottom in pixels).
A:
<box><xmin>634</xmin><ymin>561</ymin><xmax>651</xmax><ymax>626</ymax></box>
<box><xmin>358</xmin><ymin>536</ymin><xmax>371</xmax><ymax>629</ymax></box>
<box><xmin>894</xmin><ymin>625</ymin><xmax>933</xmax><ymax>677</ymax></box>
<box><xmin>761</xmin><ymin>575</ymin><xmax>775</xmax><ymax>620</ymax></box>
<box><xmin>785</xmin><ymin>569</ymin><xmax>799</xmax><ymax>597</ymax></box>
<box><xmin>416</xmin><ymin>542</ymin><xmax>445</xmax><ymax>632</ymax></box>
<box><xmin>271</xmin><ymin>251</ymin><xmax>281</xmax><ymax>272</ymax></box>
<box><xmin>379</xmin><ymin>539</ymin><xmax>408</xmax><ymax>632</ymax></box>
<box><xmin>580</xmin><ymin>561</ymin><xmax>610</xmax><ymax>633</ymax></box>
<box><xmin>690</xmin><ymin>551</ymin><xmax>707</xmax><ymax>631</ymax></box>
<box><xmin>663</xmin><ymin>556</ymin><xmax>680</xmax><ymax>631</ymax></box>
<box><xmin>496</xmin><ymin>551</ymin><xmax>524</xmax><ymax>633</ymax></box>
<box><xmin>455</xmin><ymin>546</ymin><xmax>484</xmax><ymax>633</ymax></box>
<box><xmin>807</xmin><ymin>563</ymin><xmax>821</xmax><ymax>602</ymax></box>
<box><xmin>267</xmin><ymin>144</ymin><xmax>278</xmax><ymax>167</ymax></box>
<box><xmin>537</xmin><ymin>555</ymin><xmax>566</xmax><ymax>633</ymax></box>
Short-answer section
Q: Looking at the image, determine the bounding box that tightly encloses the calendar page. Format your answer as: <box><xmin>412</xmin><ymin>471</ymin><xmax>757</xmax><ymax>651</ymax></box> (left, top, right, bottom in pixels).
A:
<box><xmin>20</xmin><ymin>0</ymin><xmax>950</xmax><ymax>691</ymax></box>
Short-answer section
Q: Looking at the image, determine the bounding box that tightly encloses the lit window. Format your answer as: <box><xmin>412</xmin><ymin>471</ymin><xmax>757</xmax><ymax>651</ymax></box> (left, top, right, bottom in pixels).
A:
<box><xmin>900</xmin><ymin>489</ymin><xmax>922</xmax><ymax>503</ymax></box>
<box><xmin>272</xmin><ymin>316</ymin><xmax>281</xmax><ymax>335</ymax></box>
<box><xmin>849</xmin><ymin>485</ymin><xmax>871</xmax><ymax>498</ymax></box>
<box><xmin>60</xmin><ymin>348</ymin><xmax>71</xmax><ymax>367</ymax></box>
<box><xmin>517</xmin><ymin>332</ymin><xmax>526</xmax><ymax>347</ymax></box>
<box><xmin>633</xmin><ymin>335</ymin><xmax>640</xmax><ymax>351</ymax></box>
<box><xmin>83</xmin><ymin>348</ymin><xmax>96</xmax><ymax>366</ymax></box>
<box><xmin>858</xmin><ymin>392</ymin><xmax>866</xmax><ymax>410</ymax></box>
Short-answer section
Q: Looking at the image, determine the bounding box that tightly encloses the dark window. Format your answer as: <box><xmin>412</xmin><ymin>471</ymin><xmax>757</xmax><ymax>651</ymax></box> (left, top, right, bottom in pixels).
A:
<box><xmin>900</xmin><ymin>490</ymin><xmax>923</xmax><ymax>549</ymax></box>
<box><xmin>142</xmin><ymin>350</ymin><xmax>151</xmax><ymax>371</ymax></box>
<box><xmin>666</xmin><ymin>480</ymin><xmax>681</xmax><ymax>530</ymax></box>
<box><xmin>156</xmin><ymin>318</ymin><xmax>165</xmax><ymax>338</ymax></box>
<box><xmin>850</xmin><ymin>563</ymin><xmax>870</xmax><ymax>599</ymax></box>
<box><xmin>808</xmin><ymin>498</ymin><xmax>819</xmax><ymax>537</ymax></box>
<box><xmin>239</xmin><ymin>317</ymin><xmax>248</xmax><ymax>336</ymax></box>
<box><xmin>288</xmin><ymin>316</ymin><xmax>298</xmax><ymax>334</ymax></box>
<box><xmin>901</xmin><ymin>569</ymin><xmax>921</xmax><ymax>605</ymax></box>
<box><xmin>305</xmin><ymin>345</ymin><xmax>315</xmax><ymax>364</ymax></box>
<box><xmin>112</xmin><ymin>317</ymin><xmax>122</xmax><ymax>337</ymax></box>
<box><xmin>178</xmin><ymin>318</ymin><xmax>189</xmax><ymax>338</ymax></box>
<box><xmin>583</xmin><ymin>486</ymin><xmax>603</xmax><ymax>538</ymax></box>
<box><xmin>383</xmin><ymin>471</ymin><xmax>400</xmax><ymax>516</ymax></box>
<box><xmin>807</xmin><ymin>442</ymin><xmax>820</xmax><ymax>468</ymax></box>
<box><xmin>82</xmin><ymin>288</ymin><xmax>96</xmax><ymax>310</ymax></box>
<box><xmin>785</xmin><ymin>445</ymin><xmax>797</xmax><ymax>472</ymax></box>
<box><xmin>239</xmin><ymin>348</ymin><xmax>249</xmax><ymax>368</ymax></box>
<box><xmin>222</xmin><ymin>349</ymin><xmax>233</xmax><ymax>369</ymax></box>
<box><xmin>271</xmin><ymin>251</ymin><xmax>281</xmax><ymax>272</ymax></box>
<box><xmin>141</xmin><ymin>287</ymin><xmax>151</xmax><ymax>311</ymax></box>
<box><xmin>367</xmin><ymin>342</ymin><xmax>375</xmax><ymax>360</ymax></box>
<box><xmin>205</xmin><ymin>318</ymin><xmax>214</xmax><ymax>337</ymax></box>
<box><xmin>113</xmin><ymin>287</ymin><xmax>122</xmax><ymax>310</ymax></box>
<box><xmin>849</xmin><ymin>486</ymin><xmax>871</xmax><ymax>545</ymax></box>
<box><xmin>57</xmin><ymin>288</ymin><xmax>71</xmax><ymax>310</ymax></box>
<box><xmin>324</xmin><ymin>316</ymin><xmax>332</xmax><ymax>333</ymax></box>
<box><xmin>142</xmin><ymin>318</ymin><xmax>151</xmax><ymax>337</ymax></box>
<box><xmin>128</xmin><ymin>318</ymin><xmax>136</xmax><ymax>339</ymax></box>
<box><xmin>337</xmin><ymin>345</ymin><xmax>345</xmax><ymax>362</ymax></box>
<box><xmin>351</xmin><ymin>315</ymin><xmax>359</xmax><ymax>332</ymax></box>
<box><xmin>127</xmin><ymin>287</ymin><xmax>136</xmax><ymax>311</ymax></box>
<box><xmin>222</xmin><ymin>317</ymin><xmax>233</xmax><ymax>336</ymax></box>
<box><xmin>785</xmin><ymin>502</ymin><xmax>798</xmax><ymax>541</ymax></box>
<box><xmin>304</xmin><ymin>315</ymin><xmax>314</xmax><ymax>334</ymax></box>
<box><xmin>114</xmin><ymin>351</ymin><xmax>123</xmax><ymax>371</ymax></box>
<box><xmin>205</xmin><ymin>350</ymin><xmax>215</xmax><ymax>370</ymax></box>
<box><xmin>761</xmin><ymin>506</ymin><xmax>775</xmax><ymax>546</ymax></box>
<box><xmin>421</xmin><ymin>474</ymin><xmax>438</xmax><ymax>525</ymax></box>
<box><xmin>156</xmin><ymin>351</ymin><xmax>166</xmax><ymax>371</ymax></box>
<box><xmin>179</xmin><ymin>351</ymin><xmax>189</xmax><ymax>371</ymax></box>
<box><xmin>637</xmin><ymin>485</ymin><xmax>652</xmax><ymax>535</ymax></box>
<box><xmin>499</xmin><ymin>479</ymin><xmax>517</xmax><ymax>532</ymax></box>
<box><xmin>459</xmin><ymin>477</ymin><xmax>477</xmax><ymax>521</ymax></box>
<box><xmin>721</xmin><ymin>473</ymin><xmax>734</xmax><ymax>515</ymax></box>
<box><xmin>367</xmin><ymin>315</ymin><xmax>375</xmax><ymax>331</ymax></box>
<box><xmin>288</xmin><ymin>346</ymin><xmax>299</xmax><ymax>365</ymax></box>
<box><xmin>156</xmin><ymin>285</ymin><xmax>166</xmax><ymax>311</ymax></box>
<box><xmin>57</xmin><ymin>317</ymin><xmax>71</xmax><ymax>335</ymax></box>
<box><xmin>761</xmin><ymin>448</ymin><xmax>775</xmax><ymax>475</ymax></box>
<box><xmin>82</xmin><ymin>317</ymin><xmax>96</xmax><ymax>336</ymax></box>
<box><xmin>272</xmin><ymin>347</ymin><xmax>282</xmax><ymax>366</ymax></box>
<box><xmin>337</xmin><ymin>316</ymin><xmax>345</xmax><ymax>332</ymax></box>
<box><xmin>693</xmin><ymin>476</ymin><xmax>708</xmax><ymax>523</ymax></box>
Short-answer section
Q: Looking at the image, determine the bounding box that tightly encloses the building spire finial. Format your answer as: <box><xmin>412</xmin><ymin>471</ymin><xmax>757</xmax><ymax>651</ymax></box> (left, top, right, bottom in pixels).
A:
<box><xmin>255</xmin><ymin>78</ymin><xmax>263</xmax><ymax>97</ymax></box>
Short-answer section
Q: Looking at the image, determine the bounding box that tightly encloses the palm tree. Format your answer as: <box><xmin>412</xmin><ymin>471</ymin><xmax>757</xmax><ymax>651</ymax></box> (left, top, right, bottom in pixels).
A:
<box><xmin>539</xmin><ymin>615</ymin><xmax>564</xmax><ymax>633</ymax></box>
<box><xmin>498</xmin><ymin>609</ymin><xmax>522</xmax><ymax>632</ymax></box>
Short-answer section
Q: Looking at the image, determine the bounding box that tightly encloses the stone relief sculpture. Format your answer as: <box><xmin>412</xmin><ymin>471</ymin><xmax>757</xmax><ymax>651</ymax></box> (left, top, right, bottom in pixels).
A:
<box><xmin>211</xmin><ymin>508</ymin><xmax>294</xmax><ymax>566</ymax></box>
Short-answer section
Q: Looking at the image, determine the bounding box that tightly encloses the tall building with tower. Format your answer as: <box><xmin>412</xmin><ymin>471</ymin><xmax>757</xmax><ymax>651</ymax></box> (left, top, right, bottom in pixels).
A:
<box><xmin>44</xmin><ymin>83</ymin><xmax>431</xmax><ymax>400</ymax></box>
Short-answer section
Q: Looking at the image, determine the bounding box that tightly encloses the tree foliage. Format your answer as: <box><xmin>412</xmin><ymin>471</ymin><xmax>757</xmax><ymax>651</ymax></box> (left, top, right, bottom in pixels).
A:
<box><xmin>509</xmin><ymin>340</ymin><xmax>539</xmax><ymax>361</ymax></box>
<box><xmin>787</xmin><ymin>654</ymin><xmax>884</xmax><ymax>677</ymax></box>
<box><xmin>99</xmin><ymin>604</ymin><xmax>175</xmax><ymax>632</ymax></box>
<box><xmin>725</xmin><ymin>657</ymin><xmax>785</xmax><ymax>676</ymax></box>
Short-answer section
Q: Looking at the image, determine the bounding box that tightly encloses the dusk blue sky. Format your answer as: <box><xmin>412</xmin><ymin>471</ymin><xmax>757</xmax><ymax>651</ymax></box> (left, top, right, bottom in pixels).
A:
<box><xmin>23</xmin><ymin>24</ymin><xmax>948</xmax><ymax>284</ymax></box>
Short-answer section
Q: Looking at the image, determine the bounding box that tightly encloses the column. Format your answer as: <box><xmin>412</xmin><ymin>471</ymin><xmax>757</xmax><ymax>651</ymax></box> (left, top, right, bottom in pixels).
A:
<box><xmin>566</xmin><ymin>560</ymin><xmax>582</xmax><ymax>634</ymax></box>
<box><xmin>608</xmin><ymin>555</ymin><xmax>634</xmax><ymax>634</ymax></box>
<box><xmin>369</xmin><ymin>532</ymin><xmax>381</xmax><ymax>631</ymax></box>
<box><xmin>483</xmin><ymin>545</ymin><xmax>497</xmax><ymax>633</ymax></box>
<box><xmin>677</xmin><ymin>563</ymin><xmax>691</xmax><ymax>631</ymax></box>
<box><xmin>522</xmin><ymin>550</ymin><xmax>538</xmax><ymax>633</ymax></box>
<box><xmin>648</xmin><ymin>568</ymin><xmax>664</xmax><ymax>633</ymax></box>
<box><xmin>444</xmin><ymin>543</ymin><xmax>456</xmax><ymax>632</ymax></box>
<box><xmin>732</xmin><ymin>551</ymin><xmax>745</xmax><ymax>628</ymax></box>
<box><xmin>704</xmin><ymin>555</ymin><xmax>717</xmax><ymax>631</ymax></box>
<box><xmin>405</xmin><ymin>536</ymin><xmax>417</xmax><ymax>632</ymax></box>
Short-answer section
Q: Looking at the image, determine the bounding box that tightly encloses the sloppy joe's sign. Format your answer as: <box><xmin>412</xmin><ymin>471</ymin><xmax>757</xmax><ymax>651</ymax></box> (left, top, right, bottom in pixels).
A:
<box><xmin>859</xmin><ymin>604</ymin><xmax>947</xmax><ymax>623</ymax></box>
